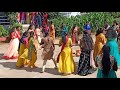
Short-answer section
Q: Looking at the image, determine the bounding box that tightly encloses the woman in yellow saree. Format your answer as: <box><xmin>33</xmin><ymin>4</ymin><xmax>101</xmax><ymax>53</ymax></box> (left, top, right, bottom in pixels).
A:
<box><xmin>93</xmin><ymin>28</ymin><xmax>106</xmax><ymax>66</ymax></box>
<box><xmin>28</xmin><ymin>31</ymin><xmax>37</xmax><ymax>68</ymax></box>
<box><xmin>16</xmin><ymin>31</ymin><xmax>29</xmax><ymax>68</ymax></box>
<box><xmin>58</xmin><ymin>32</ymin><xmax>76</xmax><ymax>76</ymax></box>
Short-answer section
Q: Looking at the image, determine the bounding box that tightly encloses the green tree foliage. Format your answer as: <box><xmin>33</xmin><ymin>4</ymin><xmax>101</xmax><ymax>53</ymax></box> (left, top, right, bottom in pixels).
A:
<box><xmin>108</xmin><ymin>12</ymin><xmax>120</xmax><ymax>18</ymax></box>
<box><xmin>4</xmin><ymin>12</ymin><xmax>23</xmax><ymax>33</ymax></box>
<box><xmin>0</xmin><ymin>25</ymin><xmax>9</xmax><ymax>37</ymax></box>
<box><xmin>47</xmin><ymin>12</ymin><xmax>62</xmax><ymax>19</ymax></box>
<box><xmin>5</xmin><ymin>12</ymin><xmax>18</xmax><ymax>24</ymax></box>
<box><xmin>50</xmin><ymin>12</ymin><xmax>115</xmax><ymax>36</ymax></box>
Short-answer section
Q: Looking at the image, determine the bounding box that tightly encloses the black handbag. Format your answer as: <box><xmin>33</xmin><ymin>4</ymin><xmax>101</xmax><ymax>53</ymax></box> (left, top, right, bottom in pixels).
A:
<box><xmin>113</xmin><ymin>61</ymin><xmax>118</xmax><ymax>71</ymax></box>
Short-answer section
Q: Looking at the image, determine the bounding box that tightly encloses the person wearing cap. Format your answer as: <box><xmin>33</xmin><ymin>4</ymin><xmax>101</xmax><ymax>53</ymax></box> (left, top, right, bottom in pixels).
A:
<box><xmin>83</xmin><ymin>22</ymin><xmax>91</xmax><ymax>35</ymax></box>
<box><xmin>77</xmin><ymin>31</ymin><xmax>95</xmax><ymax>76</ymax></box>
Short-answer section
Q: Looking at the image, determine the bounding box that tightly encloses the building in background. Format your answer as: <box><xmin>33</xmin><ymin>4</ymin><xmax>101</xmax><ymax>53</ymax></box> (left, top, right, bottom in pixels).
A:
<box><xmin>59</xmin><ymin>12</ymin><xmax>86</xmax><ymax>18</ymax></box>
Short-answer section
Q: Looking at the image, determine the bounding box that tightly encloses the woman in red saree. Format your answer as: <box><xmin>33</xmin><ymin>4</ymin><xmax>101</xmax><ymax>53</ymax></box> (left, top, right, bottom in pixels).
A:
<box><xmin>42</xmin><ymin>12</ymin><xmax>48</xmax><ymax>27</ymax></box>
<box><xmin>71</xmin><ymin>24</ymin><xmax>79</xmax><ymax>45</ymax></box>
<box><xmin>2</xmin><ymin>27</ymin><xmax>20</xmax><ymax>59</ymax></box>
<box><xmin>16</xmin><ymin>26</ymin><xmax>21</xmax><ymax>40</ymax></box>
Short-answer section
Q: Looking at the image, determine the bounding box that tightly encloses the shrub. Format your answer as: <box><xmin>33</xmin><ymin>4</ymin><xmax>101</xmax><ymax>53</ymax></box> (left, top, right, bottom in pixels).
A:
<box><xmin>0</xmin><ymin>25</ymin><xmax>9</xmax><ymax>37</ymax></box>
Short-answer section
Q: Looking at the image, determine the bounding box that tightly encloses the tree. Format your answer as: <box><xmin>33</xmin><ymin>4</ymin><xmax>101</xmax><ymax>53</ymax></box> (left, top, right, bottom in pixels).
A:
<box><xmin>107</xmin><ymin>12</ymin><xmax>120</xmax><ymax>18</ymax></box>
<box><xmin>47</xmin><ymin>12</ymin><xmax>62</xmax><ymax>19</ymax></box>
<box><xmin>51</xmin><ymin>12</ymin><xmax>115</xmax><ymax>36</ymax></box>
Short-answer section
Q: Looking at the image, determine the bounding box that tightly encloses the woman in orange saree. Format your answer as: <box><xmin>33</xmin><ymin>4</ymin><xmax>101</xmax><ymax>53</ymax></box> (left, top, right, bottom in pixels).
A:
<box><xmin>49</xmin><ymin>21</ymin><xmax>55</xmax><ymax>42</ymax></box>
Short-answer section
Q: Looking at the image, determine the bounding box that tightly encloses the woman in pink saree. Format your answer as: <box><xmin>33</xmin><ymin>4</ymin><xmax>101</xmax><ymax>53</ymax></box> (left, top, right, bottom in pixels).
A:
<box><xmin>2</xmin><ymin>27</ymin><xmax>20</xmax><ymax>60</ymax></box>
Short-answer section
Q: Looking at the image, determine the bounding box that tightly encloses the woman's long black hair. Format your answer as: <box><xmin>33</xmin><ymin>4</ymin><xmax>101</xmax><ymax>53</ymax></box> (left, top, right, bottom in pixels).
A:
<box><xmin>96</xmin><ymin>28</ymin><xmax>103</xmax><ymax>36</ymax></box>
<box><xmin>27</xmin><ymin>24</ymin><xmax>34</xmax><ymax>31</ymax></box>
<box><xmin>20</xmin><ymin>31</ymin><xmax>28</xmax><ymax>44</ymax></box>
<box><xmin>102</xmin><ymin>45</ymin><xmax>111</xmax><ymax>77</ymax></box>
<box><xmin>62</xmin><ymin>31</ymin><xmax>68</xmax><ymax>44</ymax></box>
<box><xmin>28</xmin><ymin>31</ymin><xmax>34</xmax><ymax>41</ymax></box>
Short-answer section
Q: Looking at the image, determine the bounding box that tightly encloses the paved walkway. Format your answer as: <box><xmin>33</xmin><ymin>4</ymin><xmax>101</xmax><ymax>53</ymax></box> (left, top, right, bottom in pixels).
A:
<box><xmin>0</xmin><ymin>38</ymin><xmax>120</xmax><ymax>78</ymax></box>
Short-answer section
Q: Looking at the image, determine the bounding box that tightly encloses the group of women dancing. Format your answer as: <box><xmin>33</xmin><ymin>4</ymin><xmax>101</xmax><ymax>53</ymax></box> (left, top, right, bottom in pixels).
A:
<box><xmin>2</xmin><ymin>20</ymin><xmax>120</xmax><ymax>78</ymax></box>
<box><xmin>2</xmin><ymin>21</ymin><xmax>56</xmax><ymax>69</ymax></box>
